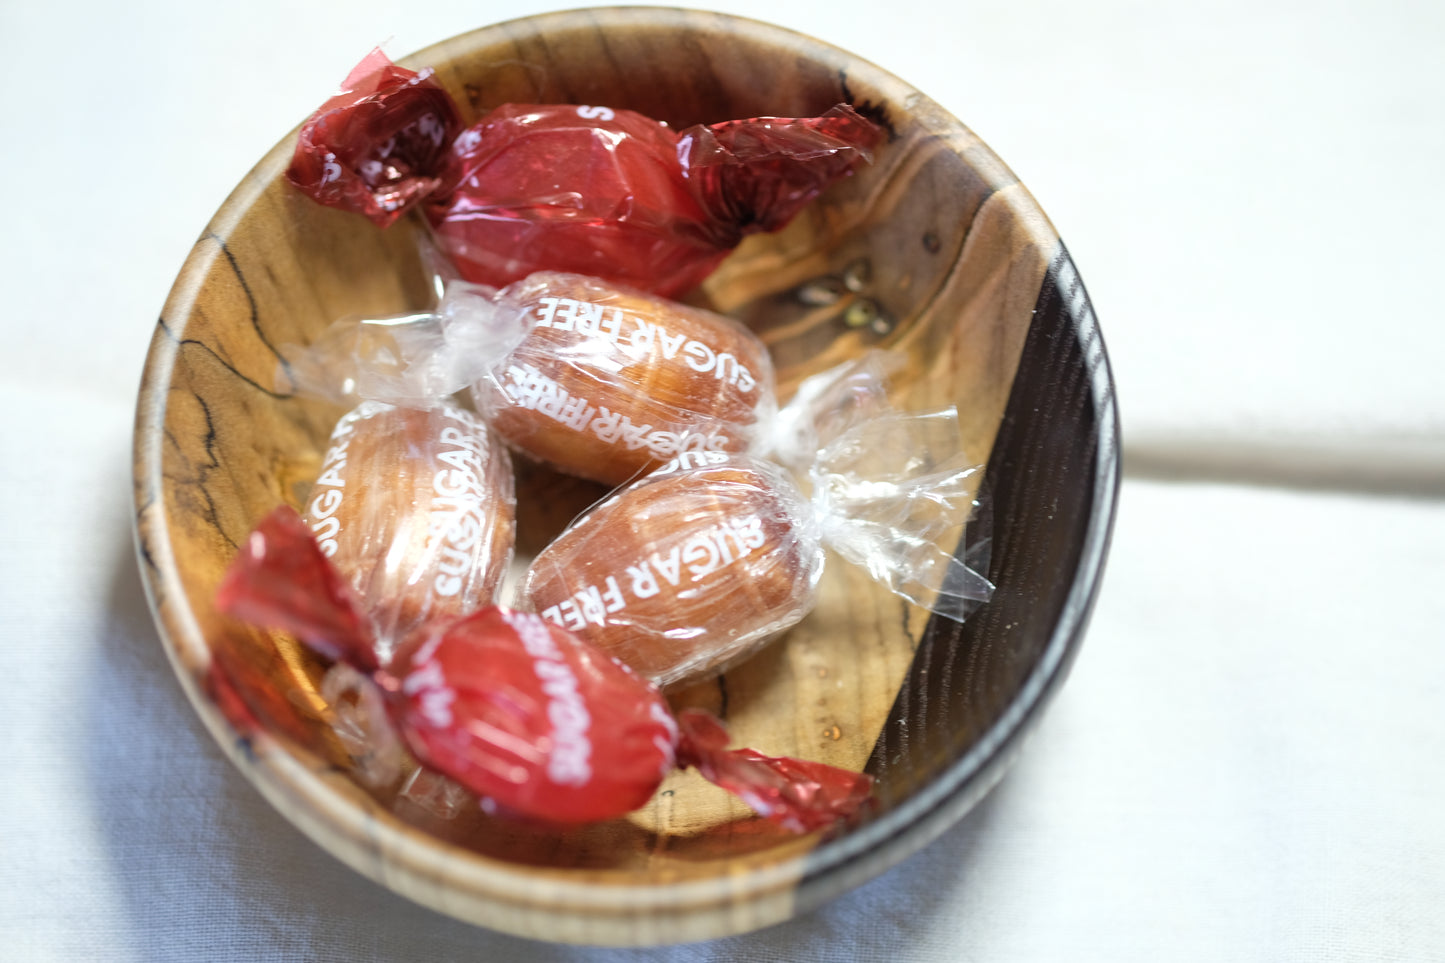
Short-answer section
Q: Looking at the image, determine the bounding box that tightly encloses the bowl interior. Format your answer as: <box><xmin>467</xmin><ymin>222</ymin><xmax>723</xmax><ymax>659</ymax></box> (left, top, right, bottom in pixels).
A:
<box><xmin>133</xmin><ymin>6</ymin><xmax>1117</xmax><ymax>946</ymax></box>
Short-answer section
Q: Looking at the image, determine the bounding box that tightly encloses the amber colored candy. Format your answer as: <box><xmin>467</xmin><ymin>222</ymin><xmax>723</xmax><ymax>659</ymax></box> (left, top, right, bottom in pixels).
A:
<box><xmin>299</xmin><ymin>401</ymin><xmax>515</xmax><ymax>660</ymax></box>
<box><xmin>521</xmin><ymin>451</ymin><xmax>822</xmax><ymax>687</ymax></box>
<box><xmin>474</xmin><ymin>272</ymin><xmax>776</xmax><ymax>487</ymax></box>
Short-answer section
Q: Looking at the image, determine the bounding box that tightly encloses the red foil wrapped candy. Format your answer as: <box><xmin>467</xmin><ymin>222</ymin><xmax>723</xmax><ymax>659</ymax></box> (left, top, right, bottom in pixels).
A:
<box><xmin>285</xmin><ymin>49</ymin><xmax>462</xmax><ymax>228</ymax></box>
<box><xmin>286</xmin><ymin>52</ymin><xmax>884</xmax><ymax>296</ymax></box>
<box><xmin>215</xmin><ymin>506</ymin><xmax>874</xmax><ymax>829</ymax></box>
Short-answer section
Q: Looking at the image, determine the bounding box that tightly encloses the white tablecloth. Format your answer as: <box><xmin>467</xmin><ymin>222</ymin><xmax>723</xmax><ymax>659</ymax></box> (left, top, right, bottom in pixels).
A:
<box><xmin>4</xmin><ymin>1</ymin><xmax>1442</xmax><ymax>959</ymax></box>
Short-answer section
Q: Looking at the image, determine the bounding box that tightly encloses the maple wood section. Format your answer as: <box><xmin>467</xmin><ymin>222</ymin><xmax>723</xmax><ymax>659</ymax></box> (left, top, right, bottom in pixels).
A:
<box><xmin>132</xmin><ymin>6</ymin><xmax>1116</xmax><ymax>948</ymax></box>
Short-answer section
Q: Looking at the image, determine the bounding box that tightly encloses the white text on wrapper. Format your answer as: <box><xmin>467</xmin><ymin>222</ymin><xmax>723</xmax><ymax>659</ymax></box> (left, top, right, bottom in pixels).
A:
<box><xmin>499</xmin><ymin>362</ymin><xmax>732</xmax><ymax>458</ymax></box>
<box><xmin>502</xmin><ymin>609</ymin><xmax>593</xmax><ymax>787</ymax></box>
<box><xmin>426</xmin><ymin>421</ymin><xmax>495</xmax><ymax>597</ymax></box>
<box><xmin>306</xmin><ymin>404</ymin><xmax>367</xmax><ymax>557</ymax></box>
<box><xmin>531</xmin><ymin>296</ymin><xmax>759</xmax><ymax>394</ymax></box>
<box><xmin>304</xmin><ymin>403</ymin><xmax>495</xmax><ymax>600</ymax></box>
<box><xmin>539</xmin><ymin>514</ymin><xmax>768</xmax><ymax>632</ymax></box>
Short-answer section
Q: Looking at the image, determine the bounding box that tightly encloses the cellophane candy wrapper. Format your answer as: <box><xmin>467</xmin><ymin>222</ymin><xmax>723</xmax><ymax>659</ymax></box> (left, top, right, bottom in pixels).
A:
<box><xmin>522</xmin><ymin>451</ymin><xmax>818</xmax><ymax>686</ymax></box>
<box><xmin>215</xmin><ymin>506</ymin><xmax>874</xmax><ymax>829</ymax></box>
<box><xmin>319</xmin><ymin>662</ymin><xmax>472</xmax><ymax>816</ymax></box>
<box><xmin>762</xmin><ymin>348</ymin><xmax>904</xmax><ymax>469</ymax></box>
<box><xmin>281</xmin><ymin>272</ymin><xmax>778</xmax><ymax>487</ymax></box>
<box><xmin>285</xmin><ymin>50</ymin><xmax>462</xmax><ymax>228</ymax></box>
<box><xmin>286</xmin><ymin>51</ymin><xmax>884</xmax><ymax>297</ymax></box>
<box><xmin>297</xmin><ymin>400</ymin><xmax>516</xmax><ymax>666</ymax></box>
<box><xmin>522</xmin><ymin>356</ymin><xmax>995</xmax><ymax>688</ymax></box>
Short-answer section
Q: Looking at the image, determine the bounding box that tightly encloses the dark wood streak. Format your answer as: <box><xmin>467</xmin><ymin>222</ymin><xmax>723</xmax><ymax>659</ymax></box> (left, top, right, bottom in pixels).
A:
<box><xmin>895</xmin><ymin>584</ymin><xmax>920</xmax><ymax>656</ymax></box>
<box><xmin>843</xmin><ymin>239</ymin><xmax>1115</xmax><ymax>893</ymax></box>
<box><xmin>200</xmin><ymin>231</ymin><xmax>291</xmax><ymax>374</ymax></box>
<box><xmin>151</xmin><ymin>313</ymin><xmax>291</xmax><ymax>558</ymax></box>
<box><xmin>839</xmin><ymin>73</ymin><xmax>897</xmax><ymax>142</ymax></box>
<box><xmin>895</xmin><ymin>594</ymin><xmax>926</xmax><ymax>774</ymax></box>
<box><xmin>173</xmin><ymin>392</ymin><xmax>240</xmax><ymax>553</ymax></box>
<box><xmin>173</xmin><ymin>336</ymin><xmax>293</xmax><ymax>400</ymax></box>
<box><xmin>918</xmin><ymin>181</ymin><xmax>998</xmax><ymax>322</ymax></box>
<box><xmin>585</xmin><ymin>21</ymin><xmax>634</xmax><ymax>109</ymax></box>
<box><xmin>134</xmin><ymin>509</ymin><xmax>159</xmax><ymax>574</ymax></box>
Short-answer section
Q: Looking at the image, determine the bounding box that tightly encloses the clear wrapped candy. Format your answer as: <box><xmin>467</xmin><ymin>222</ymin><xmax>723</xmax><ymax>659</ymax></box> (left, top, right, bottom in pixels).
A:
<box><xmin>284</xmin><ymin>272</ymin><xmax>777</xmax><ymax>487</ymax></box>
<box><xmin>297</xmin><ymin>399</ymin><xmax>515</xmax><ymax>663</ymax></box>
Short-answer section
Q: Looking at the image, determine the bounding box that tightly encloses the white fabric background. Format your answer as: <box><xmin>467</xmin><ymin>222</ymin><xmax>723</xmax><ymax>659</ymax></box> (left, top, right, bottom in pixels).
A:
<box><xmin>3</xmin><ymin>1</ymin><xmax>1442</xmax><ymax>959</ymax></box>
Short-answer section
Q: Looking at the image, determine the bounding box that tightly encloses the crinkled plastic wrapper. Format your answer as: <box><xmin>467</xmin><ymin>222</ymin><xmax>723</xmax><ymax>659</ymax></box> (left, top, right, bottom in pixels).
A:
<box><xmin>522</xmin><ymin>374</ymin><xmax>996</xmax><ymax>688</ymax></box>
<box><xmin>297</xmin><ymin>400</ymin><xmax>516</xmax><ymax>663</ymax></box>
<box><xmin>283</xmin><ymin>272</ymin><xmax>778</xmax><ymax>487</ymax></box>
<box><xmin>286</xmin><ymin>51</ymin><xmax>883</xmax><ymax>296</ymax></box>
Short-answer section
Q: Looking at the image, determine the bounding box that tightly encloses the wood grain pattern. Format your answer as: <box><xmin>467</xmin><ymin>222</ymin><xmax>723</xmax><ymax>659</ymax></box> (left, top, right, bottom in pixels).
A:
<box><xmin>132</xmin><ymin>6</ymin><xmax>1118</xmax><ymax>946</ymax></box>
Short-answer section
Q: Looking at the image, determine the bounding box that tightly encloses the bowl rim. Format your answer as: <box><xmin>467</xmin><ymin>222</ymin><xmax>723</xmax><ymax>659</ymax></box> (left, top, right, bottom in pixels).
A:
<box><xmin>131</xmin><ymin>5</ymin><xmax>1121</xmax><ymax>944</ymax></box>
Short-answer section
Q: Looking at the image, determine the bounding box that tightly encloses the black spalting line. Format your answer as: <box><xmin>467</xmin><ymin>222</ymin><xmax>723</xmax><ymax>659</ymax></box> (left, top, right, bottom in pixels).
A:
<box><xmin>838</xmin><ymin>71</ymin><xmax>897</xmax><ymax>143</ymax></box>
<box><xmin>148</xmin><ymin>312</ymin><xmax>289</xmax><ymax>557</ymax></box>
<box><xmin>135</xmin><ymin>488</ymin><xmax>162</xmax><ymax>573</ymax></box>
<box><xmin>149</xmin><ymin>321</ymin><xmax>288</xmax><ymax>553</ymax></box>
<box><xmin>167</xmin><ymin>330</ymin><xmax>293</xmax><ymax>400</ymax></box>
<box><xmin>135</xmin><ymin>510</ymin><xmax>159</xmax><ymax>574</ymax></box>
<box><xmin>895</xmin><ymin>591</ymin><xmax>919</xmax><ymax>652</ymax></box>
<box><xmin>186</xmin><ymin>392</ymin><xmax>241</xmax><ymax>554</ymax></box>
<box><xmin>135</xmin><ymin>317</ymin><xmax>187</xmax><ymax>577</ymax></box>
<box><xmin>156</xmin><ymin>246</ymin><xmax>293</xmax><ymax>401</ymax></box>
<box><xmin>716</xmin><ymin>673</ymin><xmax>730</xmax><ymax>721</ymax></box>
<box><xmin>201</xmin><ymin>231</ymin><xmax>291</xmax><ymax>376</ymax></box>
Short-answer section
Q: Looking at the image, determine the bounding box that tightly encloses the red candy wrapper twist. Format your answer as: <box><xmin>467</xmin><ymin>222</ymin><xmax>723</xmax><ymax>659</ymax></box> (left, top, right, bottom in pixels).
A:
<box><xmin>286</xmin><ymin>50</ymin><xmax>462</xmax><ymax>228</ymax></box>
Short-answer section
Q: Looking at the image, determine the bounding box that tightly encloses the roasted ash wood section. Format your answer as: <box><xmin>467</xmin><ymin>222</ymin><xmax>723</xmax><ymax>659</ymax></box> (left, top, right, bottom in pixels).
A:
<box><xmin>131</xmin><ymin>7</ymin><xmax>1109</xmax><ymax>946</ymax></box>
<box><xmin>792</xmin><ymin>244</ymin><xmax>1118</xmax><ymax>915</ymax></box>
<box><xmin>871</xmin><ymin>244</ymin><xmax>1116</xmax><ymax>796</ymax></box>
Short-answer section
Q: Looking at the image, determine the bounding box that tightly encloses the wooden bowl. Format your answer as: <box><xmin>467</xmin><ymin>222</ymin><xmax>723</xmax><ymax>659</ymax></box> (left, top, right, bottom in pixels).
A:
<box><xmin>132</xmin><ymin>7</ymin><xmax>1118</xmax><ymax>946</ymax></box>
